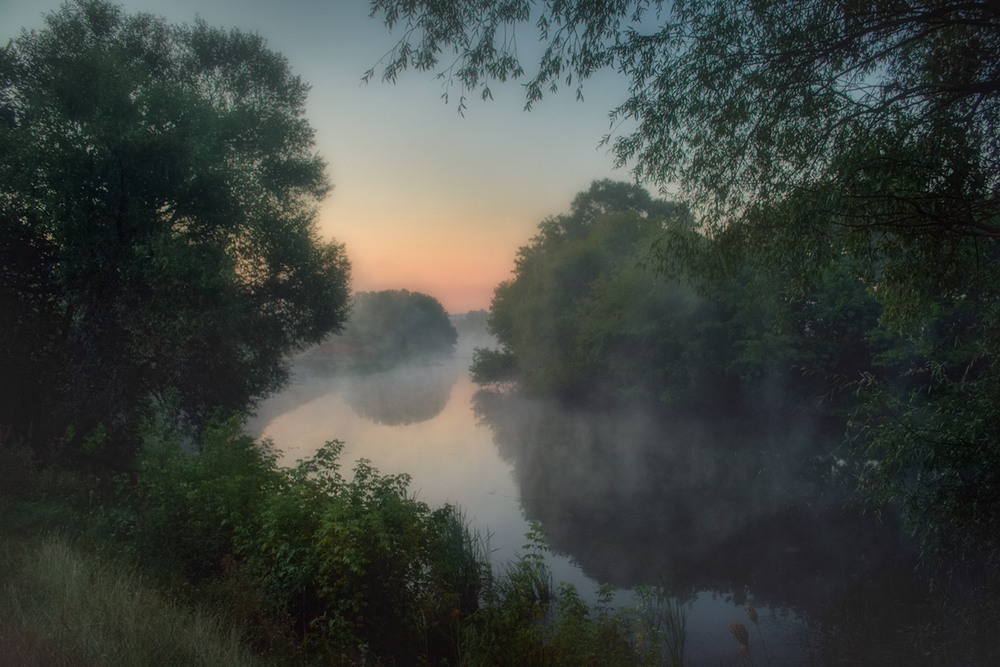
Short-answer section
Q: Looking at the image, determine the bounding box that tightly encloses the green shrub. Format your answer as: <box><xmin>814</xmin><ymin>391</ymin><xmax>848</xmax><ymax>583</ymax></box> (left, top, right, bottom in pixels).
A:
<box><xmin>126</xmin><ymin>415</ymin><xmax>483</xmax><ymax>664</ymax></box>
<box><xmin>128</xmin><ymin>410</ymin><xmax>282</xmax><ymax>581</ymax></box>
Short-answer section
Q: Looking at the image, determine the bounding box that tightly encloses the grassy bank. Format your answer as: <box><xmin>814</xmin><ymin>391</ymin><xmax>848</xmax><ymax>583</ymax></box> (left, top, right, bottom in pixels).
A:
<box><xmin>0</xmin><ymin>530</ymin><xmax>263</xmax><ymax>667</ymax></box>
<box><xmin>0</xmin><ymin>420</ymin><xmax>671</xmax><ymax>666</ymax></box>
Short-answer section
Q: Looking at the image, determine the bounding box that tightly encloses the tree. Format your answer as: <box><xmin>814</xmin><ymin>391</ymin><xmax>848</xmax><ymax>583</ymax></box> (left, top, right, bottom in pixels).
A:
<box><xmin>0</xmin><ymin>0</ymin><xmax>350</xmax><ymax>453</ymax></box>
<box><xmin>476</xmin><ymin>181</ymin><xmax>882</xmax><ymax>416</ymax></box>
<box><xmin>332</xmin><ymin>289</ymin><xmax>457</xmax><ymax>360</ymax></box>
<box><xmin>475</xmin><ymin>180</ymin><xmax>706</xmax><ymax>401</ymax></box>
<box><xmin>370</xmin><ymin>1</ymin><xmax>996</xmax><ymax>226</ymax></box>
<box><xmin>369</xmin><ymin>2</ymin><xmax>1000</xmax><ymax>562</ymax></box>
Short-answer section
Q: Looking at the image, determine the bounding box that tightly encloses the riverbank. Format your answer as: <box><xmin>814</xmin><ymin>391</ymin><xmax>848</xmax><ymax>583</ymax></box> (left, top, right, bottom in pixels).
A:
<box><xmin>0</xmin><ymin>530</ymin><xmax>264</xmax><ymax>666</ymax></box>
<box><xmin>4</xmin><ymin>426</ymin><xmax>999</xmax><ymax>666</ymax></box>
<box><xmin>0</xmin><ymin>432</ymin><xmax>666</xmax><ymax>666</ymax></box>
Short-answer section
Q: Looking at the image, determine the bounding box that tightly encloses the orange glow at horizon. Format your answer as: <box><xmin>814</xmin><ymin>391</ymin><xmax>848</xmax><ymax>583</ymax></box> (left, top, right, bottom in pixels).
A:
<box><xmin>317</xmin><ymin>193</ymin><xmax>531</xmax><ymax>315</ymax></box>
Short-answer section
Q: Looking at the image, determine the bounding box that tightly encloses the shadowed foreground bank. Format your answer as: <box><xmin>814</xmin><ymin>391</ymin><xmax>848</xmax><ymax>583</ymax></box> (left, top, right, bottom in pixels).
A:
<box><xmin>0</xmin><ymin>423</ymin><xmax>673</xmax><ymax>666</ymax></box>
<box><xmin>5</xmin><ymin>418</ymin><xmax>1000</xmax><ymax>666</ymax></box>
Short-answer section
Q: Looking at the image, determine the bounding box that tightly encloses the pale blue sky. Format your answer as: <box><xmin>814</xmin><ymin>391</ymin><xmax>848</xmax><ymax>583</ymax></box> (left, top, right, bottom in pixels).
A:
<box><xmin>2</xmin><ymin>0</ymin><xmax>634</xmax><ymax>312</ymax></box>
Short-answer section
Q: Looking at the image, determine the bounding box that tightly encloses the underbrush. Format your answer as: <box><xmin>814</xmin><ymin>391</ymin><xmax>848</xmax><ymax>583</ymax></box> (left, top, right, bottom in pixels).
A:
<box><xmin>0</xmin><ymin>416</ymin><xmax>677</xmax><ymax>666</ymax></box>
<box><xmin>5</xmin><ymin>414</ymin><xmax>1000</xmax><ymax>665</ymax></box>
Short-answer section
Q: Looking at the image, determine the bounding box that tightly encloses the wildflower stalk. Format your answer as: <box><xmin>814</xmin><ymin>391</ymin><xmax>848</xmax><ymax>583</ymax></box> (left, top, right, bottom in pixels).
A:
<box><xmin>745</xmin><ymin>602</ymin><xmax>771</xmax><ymax>665</ymax></box>
<box><xmin>729</xmin><ymin>622</ymin><xmax>755</xmax><ymax>666</ymax></box>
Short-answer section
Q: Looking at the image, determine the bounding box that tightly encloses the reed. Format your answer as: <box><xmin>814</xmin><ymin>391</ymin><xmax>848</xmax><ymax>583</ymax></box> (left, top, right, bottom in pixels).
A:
<box><xmin>729</xmin><ymin>621</ymin><xmax>754</xmax><ymax>666</ymax></box>
<box><xmin>744</xmin><ymin>601</ymin><xmax>771</xmax><ymax>665</ymax></box>
<box><xmin>635</xmin><ymin>584</ymin><xmax>687</xmax><ymax>666</ymax></box>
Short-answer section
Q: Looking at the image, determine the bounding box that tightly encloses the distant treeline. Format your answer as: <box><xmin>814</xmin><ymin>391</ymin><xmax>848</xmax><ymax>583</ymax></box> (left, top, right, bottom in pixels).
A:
<box><xmin>310</xmin><ymin>289</ymin><xmax>457</xmax><ymax>361</ymax></box>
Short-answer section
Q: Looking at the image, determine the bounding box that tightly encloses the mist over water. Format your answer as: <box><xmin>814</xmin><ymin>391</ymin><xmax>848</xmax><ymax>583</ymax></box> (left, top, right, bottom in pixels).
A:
<box><xmin>474</xmin><ymin>389</ymin><xmax>914</xmax><ymax>604</ymax></box>
<box><xmin>248</xmin><ymin>327</ymin><xmax>914</xmax><ymax>665</ymax></box>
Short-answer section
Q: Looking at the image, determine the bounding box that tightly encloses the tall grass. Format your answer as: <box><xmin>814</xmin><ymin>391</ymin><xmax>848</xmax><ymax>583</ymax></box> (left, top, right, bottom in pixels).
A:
<box><xmin>0</xmin><ymin>532</ymin><xmax>262</xmax><ymax>667</ymax></box>
<box><xmin>634</xmin><ymin>584</ymin><xmax>688</xmax><ymax>666</ymax></box>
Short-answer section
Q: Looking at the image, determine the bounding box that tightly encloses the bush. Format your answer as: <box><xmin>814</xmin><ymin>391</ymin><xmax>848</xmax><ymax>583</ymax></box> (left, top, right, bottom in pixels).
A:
<box><xmin>126</xmin><ymin>414</ymin><xmax>482</xmax><ymax>663</ymax></box>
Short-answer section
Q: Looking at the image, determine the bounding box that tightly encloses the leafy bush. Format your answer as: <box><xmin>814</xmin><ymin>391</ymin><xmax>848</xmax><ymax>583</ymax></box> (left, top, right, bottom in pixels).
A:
<box><xmin>118</xmin><ymin>410</ymin><xmax>674</xmax><ymax>664</ymax></box>
<box><xmin>126</xmin><ymin>412</ymin><xmax>481</xmax><ymax>663</ymax></box>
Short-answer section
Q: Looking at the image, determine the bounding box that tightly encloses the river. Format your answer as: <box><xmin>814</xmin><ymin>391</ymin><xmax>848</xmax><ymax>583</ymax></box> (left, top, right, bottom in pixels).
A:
<box><xmin>247</xmin><ymin>332</ymin><xmax>913</xmax><ymax>665</ymax></box>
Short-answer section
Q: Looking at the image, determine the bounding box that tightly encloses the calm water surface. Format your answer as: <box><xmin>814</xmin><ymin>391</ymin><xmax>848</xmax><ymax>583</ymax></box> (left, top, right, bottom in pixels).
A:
<box><xmin>247</xmin><ymin>338</ymin><xmax>910</xmax><ymax>665</ymax></box>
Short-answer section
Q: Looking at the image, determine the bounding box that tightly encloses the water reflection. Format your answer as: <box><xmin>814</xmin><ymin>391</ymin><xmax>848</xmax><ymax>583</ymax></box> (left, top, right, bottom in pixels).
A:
<box><xmin>250</xmin><ymin>348</ymin><xmax>918</xmax><ymax>663</ymax></box>
<box><xmin>472</xmin><ymin>389</ymin><xmax>914</xmax><ymax>619</ymax></box>
<box><xmin>251</xmin><ymin>355</ymin><xmax>459</xmax><ymax>428</ymax></box>
<box><xmin>343</xmin><ymin>361</ymin><xmax>458</xmax><ymax>425</ymax></box>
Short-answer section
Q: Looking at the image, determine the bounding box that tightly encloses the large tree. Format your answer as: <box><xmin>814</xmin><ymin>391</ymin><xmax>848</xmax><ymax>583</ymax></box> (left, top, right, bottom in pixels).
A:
<box><xmin>0</xmin><ymin>0</ymin><xmax>350</xmax><ymax>452</ymax></box>
<box><xmin>474</xmin><ymin>181</ymin><xmax>881</xmax><ymax>416</ymax></box>
<box><xmin>370</xmin><ymin>1</ymin><xmax>1000</xmax><ymax>564</ymax></box>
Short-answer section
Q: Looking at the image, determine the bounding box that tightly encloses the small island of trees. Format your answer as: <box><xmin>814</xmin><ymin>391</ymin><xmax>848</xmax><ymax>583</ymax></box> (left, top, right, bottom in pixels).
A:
<box><xmin>309</xmin><ymin>289</ymin><xmax>458</xmax><ymax>362</ymax></box>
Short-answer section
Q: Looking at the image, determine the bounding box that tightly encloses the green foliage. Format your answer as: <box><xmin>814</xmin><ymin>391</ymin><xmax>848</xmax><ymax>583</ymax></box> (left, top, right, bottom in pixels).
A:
<box><xmin>120</xmin><ymin>413</ymin><xmax>669</xmax><ymax>664</ymax></box>
<box><xmin>327</xmin><ymin>289</ymin><xmax>458</xmax><ymax>360</ymax></box>
<box><xmin>633</xmin><ymin>585</ymin><xmax>688</xmax><ymax>666</ymax></box>
<box><xmin>462</xmin><ymin>525</ymin><xmax>655</xmax><ymax>666</ymax></box>
<box><xmin>370</xmin><ymin>0</ymin><xmax>1000</xmax><ymax>571</ymax></box>
<box><xmin>126</xmin><ymin>413</ymin><xmax>484</xmax><ymax>663</ymax></box>
<box><xmin>470</xmin><ymin>346</ymin><xmax>518</xmax><ymax>385</ymax></box>
<box><xmin>370</xmin><ymin>0</ymin><xmax>997</xmax><ymax>243</ymax></box>
<box><xmin>852</xmin><ymin>303</ymin><xmax>1000</xmax><ymax>570</ymax></box>
<box><xmin>573</xmin><ymin>260</ymin><xmax>723</xmax><ymax>407</ymax></box>
<box><xmin>130</xmin><ymin>410</ymin><xmax>282</xmax><ymax>581</ymax></box>
<box><xmin>0</xmin><ymin>0</ymin><xmax>351</xmax><ymax>455</ymax></box>
<box><xmin>476</xmin><ymin>181</ymin><xmax>881</xmax><ymax>417</ymax></box>
<box><xmin>476</xmin><ymin>180</ymin><xmax>695</xmax><ymax>400</ymax></box>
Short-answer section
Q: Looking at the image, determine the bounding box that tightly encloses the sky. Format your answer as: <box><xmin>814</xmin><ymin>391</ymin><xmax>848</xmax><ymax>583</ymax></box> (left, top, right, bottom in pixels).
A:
<box><xmin>1</xmin><ymin>0</ymin><xmax>634</xmax><ymax>313</ymax></box>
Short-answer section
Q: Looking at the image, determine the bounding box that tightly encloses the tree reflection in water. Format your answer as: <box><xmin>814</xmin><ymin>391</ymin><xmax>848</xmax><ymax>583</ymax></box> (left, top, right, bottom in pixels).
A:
<box><xmin>472</xmin><ymin>388</ymin><xmax>916</xmax><ymax>621</ymax></box>
<box><xmin>343</xmin><ymin>361</ymin><xmax>458</xmax><ymax>425</ymax></box>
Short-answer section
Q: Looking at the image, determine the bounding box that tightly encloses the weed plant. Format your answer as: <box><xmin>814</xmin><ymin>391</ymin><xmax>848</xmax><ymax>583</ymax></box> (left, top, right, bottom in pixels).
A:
<box><xmin>634</xmin><ymin>584</ymin><xmax>688</xmax><ymax>666</ymax></box>
<box><xmin>463</xmin><ymin>526</ymin><xmax>661</xmax><ymax>666</ymax></box>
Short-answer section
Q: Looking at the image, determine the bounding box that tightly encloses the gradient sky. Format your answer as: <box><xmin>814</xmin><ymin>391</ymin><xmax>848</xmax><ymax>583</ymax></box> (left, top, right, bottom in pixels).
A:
<box><xmin>2</xmin><ymin>0</ymin><xmax>633</xmax><ymax>313</ymax></box>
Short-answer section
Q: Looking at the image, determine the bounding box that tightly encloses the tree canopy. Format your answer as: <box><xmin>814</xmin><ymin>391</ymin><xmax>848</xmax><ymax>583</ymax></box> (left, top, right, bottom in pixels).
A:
<box><xmin>373</xmin><ymin>2</ymin><xmax>1000</xmax><ymax>567</ymax></box>
<box><xmin>0</xmin><ymin>0</ymin><xmax>351</xmax><ymax>453</ymax></box>
<box><xmin>370</xmin><ymin>1</ymin><xmax>997</xmax><ymax>205</ymax></box>
<box><xmin>473</xmin><ymin>181</ymin><xmax>881</xmax><ymax>415</ymax></box>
